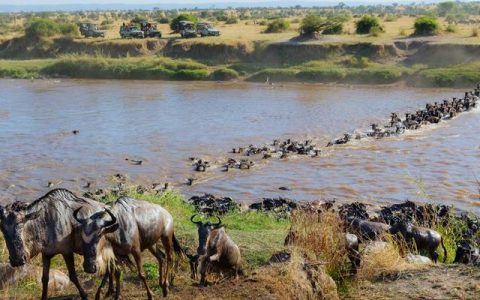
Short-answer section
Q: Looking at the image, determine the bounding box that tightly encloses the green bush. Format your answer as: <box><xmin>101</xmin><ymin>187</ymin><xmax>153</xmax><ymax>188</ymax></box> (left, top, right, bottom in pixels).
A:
<box><xmin>58</xmin><ymin>23</ymin><xmax>80</xmax><ymax>37</ymax></box>
<box><xmin>157</xmin><ymin>17</ymin><xmax>170</xmax><ymax>24</ymax></box>
<box><xmin>322</xmin><ymin>23</ymin><xmax>343</xmax><ymax>35</ymax></box>
<box><xmin>170</xmin><ymin>14</ymin><xmax>198</xmax><ymax>31</ymax></box>
<box><xmin>356</xmin><ymin>15</ymin><xmax>383</xmax><ymax>34</ymax></box>
<box><xmin>265</xmin><ymin>18</ymin><xmax>290</xmax><ymax>33</ymax></box>
<box><xmin>225</xmin><ymin>17</ymin><xmax>238</xmax><ymax>24</ymax></box>
<box><xmin>414</xmin><ymin>16</ymin><xmax>439</xmax><ymax>36</ymax></box>
<box><xmin>25</xmin><ymin>18</ymin><xmax>60</xmax><ymax>39</ymax></box>
<box><xmin>210</xmin><ymin>68</ymin><xmax>239</xmax><ymax>81</ymax></box>
<box><xmin>300</xmin><ymin>14</ymin><xmax>325</xmax><ymax>35</ymax></box>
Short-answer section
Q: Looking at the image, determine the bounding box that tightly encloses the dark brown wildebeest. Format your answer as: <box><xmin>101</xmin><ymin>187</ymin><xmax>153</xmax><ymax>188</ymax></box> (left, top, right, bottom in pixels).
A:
<box><xmin>189</xmin><ymin>215</ymin><xmax>242</xmax><ymax>286</ymax></box>
<box><xmin>0</xmin><ymin>189</ymin><xmax>113</xmax><ymax>300</ymax></box>
<box><xmin>76</xmin><ymin>196</ymin><xmax>184</xmax><ymax>299</ymax></box>
<box><xmin>389</xmin><ymin>221</ymin><xmax>447</xmax><ymax>263</ymax></box>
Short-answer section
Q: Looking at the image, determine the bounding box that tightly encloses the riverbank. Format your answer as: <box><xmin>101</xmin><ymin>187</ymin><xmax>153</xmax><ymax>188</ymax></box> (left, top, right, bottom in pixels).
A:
<box><xmin>1</xmin><ymin>187</ymin><xmax>479</xmax><ymax>299</ymax></box>
<box><xmin>2</xmin><ymin>36</ymin><xmax>480</xmax><ymax>87</ymax></box>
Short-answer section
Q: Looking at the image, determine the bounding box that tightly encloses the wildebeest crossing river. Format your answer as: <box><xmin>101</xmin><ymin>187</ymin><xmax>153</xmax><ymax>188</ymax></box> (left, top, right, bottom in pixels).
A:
<box><xmin>1</xmin><ymin>79</ymin><xmax>480</xmax><ymax>214</ymax></box>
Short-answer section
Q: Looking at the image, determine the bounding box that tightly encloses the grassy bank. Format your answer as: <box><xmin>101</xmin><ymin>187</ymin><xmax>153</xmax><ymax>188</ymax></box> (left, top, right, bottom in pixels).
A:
<box><xmin>2</xmin><ymin>55</ymin><xmax>479</xmax><ymax>87</ymax></box>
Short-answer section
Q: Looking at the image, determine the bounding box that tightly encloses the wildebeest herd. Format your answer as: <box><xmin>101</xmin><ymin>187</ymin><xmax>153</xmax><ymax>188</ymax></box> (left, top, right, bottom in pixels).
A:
<box><xmin>0</xmin><ymin>189</ymin><xmax>242</xmax><ymax>300</ymax></box>
<box><xmin>188</xmin><ymin>84</ymin><xmax>480</xmax><ymax>177</ymax></box>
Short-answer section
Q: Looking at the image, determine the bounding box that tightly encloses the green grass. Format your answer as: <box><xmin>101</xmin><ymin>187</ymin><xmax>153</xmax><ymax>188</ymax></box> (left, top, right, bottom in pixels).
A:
<box><xmin>0</xmin><ymin>59</ymin><xmax>54</xmax><ymax>79</ymax></box>
<box><xmin>414</xmin><ymin>62</ymin><xmax>480</xmax><ymax>87</ymax></box>
<box><xmin>101</xmin><ymin>188</ymin><xmax>290</xmax><ymax>269</ymax></box>
<box><xmin>42</xmin><ymin>55</ymin><xmax>210</xmax><ymax>80</ymax></box>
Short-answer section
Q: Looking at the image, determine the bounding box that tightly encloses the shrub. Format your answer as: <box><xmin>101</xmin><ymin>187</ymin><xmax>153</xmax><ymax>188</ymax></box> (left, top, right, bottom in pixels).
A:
<box><xmin>322</xmin><ymin>23</ymin><xmax>343</xmax><ymax>35</ymax></box>
<box><xmin>157</xmin><ymin>17</ymin><xmax>170</xmax><ymax>24</ymax></box>
<box><xmin>472</xmin><ymin>27</ymin><xmax>479</xmax><ymax>37</ymax></box>
<box><xmin>300</xmin><ymin>14</ymin><xmax>325</xmax><ymax>35</ymax></box>
<box><xmin>25</xmin><ymin>18</ymin><xmax>59</xmax><ymax>39</ymax></box>
<box><xmin>356</xmin><ymin>15</ymin><xmax>383</xmax><ymax>34</ymax></box>
<box><xmin>58</xmin><ymin>23</ymin><xmax>80</xmax><ymax>37</ymax></box>
<box><xmin>257</xmin><ymin>20</ymin><xmax>267</xmax><ymax>26</ymax></box>
<box><xmin>170</xmin><ymin>14</ymin><xmax>198</xmax><ymax>31</ymax></box>
<box><xmin>225</xmin><ymin>17</ymin><xmax>238</xmax><ymax>24</ymax></box>
<box><xmin>445</xmin><ymin>24</ymin><xmax>457</xmax><ymax>33</ymax></box>
<box><xmin>265</xmin><ymin>18</ymin><xmax>290</xmax><ymax>33</ymax></box>
<box><xmin>210</xmin><ymin>68</ymin><xmax>239</xmax><ymax>81</ymax></box>
<box><xmin>414</xmin><ymin>16</ymin><xmax>439</xmax><ymax>36</ymax></box>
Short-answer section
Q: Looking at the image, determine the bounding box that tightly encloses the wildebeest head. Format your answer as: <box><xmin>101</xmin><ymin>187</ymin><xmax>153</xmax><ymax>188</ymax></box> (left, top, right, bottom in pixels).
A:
<box><xmin>190</xmin><ymin>214</ymin><xmax>221</xmax><ymax>256</ymax></box>
<box><xmin>73</xmin><ymin>207</ymin><xmax>119</xmax><ymax>274</ymax></box>
<box><xmin>0</xmin><ymin>202</ymin><xmax>41</xmax><ymax>267</ymax></box>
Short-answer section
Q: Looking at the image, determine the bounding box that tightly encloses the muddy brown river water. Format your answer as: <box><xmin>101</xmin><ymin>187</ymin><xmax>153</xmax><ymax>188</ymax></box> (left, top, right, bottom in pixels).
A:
<box><xmin>1</xmin><ymin>79</ymin><xmax>479</xmax><ymax>213</ymax></box>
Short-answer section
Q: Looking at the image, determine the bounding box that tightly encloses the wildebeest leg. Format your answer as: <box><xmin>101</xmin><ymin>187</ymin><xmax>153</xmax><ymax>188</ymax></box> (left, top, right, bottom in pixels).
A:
<box><xmin>161</xmin><ymin>235</ymin><xmax>174</xmax><ymax>297</ymax></box>
<box><xmin>149</xmin><ymin>246</ymin><xmax>165</xmax><ymax>290</ymax></box>
<box><xmin>431</xmin><ymin>250</ymin><xmax>439</xmax><ymax>263</ymax></box>
<box><xmin>41</xmin><ymin>255</ymin><xmax>52</xmax><ymax>300</ymax></box>
<box><xmin>198</xmin><ymin>255</ymin><xmax>209</xmax><ymax>286</ymax></box>
<box><xmin>63</xmin><ymin>253</ymin><xmax>88</xmax><ymax>300</ymax></box>
<box><xmin>114</xmin><ymin>266</ymin><xmax>122</xmax><ymax>300</ymax></box>
<box><xmin>95</xmin><ymin>271</ymin><xmax>110</xmax><ymax>300</ymax></box>
<box><xmin>132</xmin><ymin>249</ymin><xmax>154</xmax><ymax>300</ymax></box>
<box><xmin>106</xmin><ymin>268</ymin><xmax>115</xmax><ymax>297</ymax></box>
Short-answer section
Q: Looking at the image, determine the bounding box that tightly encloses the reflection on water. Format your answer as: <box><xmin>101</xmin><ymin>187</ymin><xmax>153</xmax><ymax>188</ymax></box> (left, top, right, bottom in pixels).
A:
<box><xmin>1</xmin><ymin>79</ymin><xmax>479</xmax><ymax>213</ymax></box>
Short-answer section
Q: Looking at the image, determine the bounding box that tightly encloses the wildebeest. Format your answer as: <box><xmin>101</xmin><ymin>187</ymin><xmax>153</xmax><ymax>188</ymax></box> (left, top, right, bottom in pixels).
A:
<box><xmin>76</xmin><ymin>196</ymin><xmax>184</xmax><ymax>299</ymax></box>
<box><xmin>345</xmin><ymin>233</ymin><xmax>360</xmax><ymax>273</ymax></box>
<box><xmin>389</xmin><ymin>221</ymin><xmax>447</xmax><ymax>263</ymax></box>
<box><xmin>190</xmin><ymin>215</ymin><xmax>242</xmax><ymax>286</ymax></box>
<box><xmin>453</xmin><ymin>240</ymin><xmax>480</xmax><ymax>265</ymax></box>
<box><xmin>0</xmin><ymin>189</ymin><xmax>111</xmax><ymax>300</ymax></box>
<box><xmin>348</xmin><ymin>218</ymin><xmax>391</xmax><ymax>241</ymax></box>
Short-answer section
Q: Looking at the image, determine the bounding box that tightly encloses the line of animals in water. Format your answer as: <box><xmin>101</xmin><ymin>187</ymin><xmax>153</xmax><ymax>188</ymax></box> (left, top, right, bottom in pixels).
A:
<box><xmin>186</xmin><ymin>84</ymin><xmax>480</xmax><ymax>181</ymax></box>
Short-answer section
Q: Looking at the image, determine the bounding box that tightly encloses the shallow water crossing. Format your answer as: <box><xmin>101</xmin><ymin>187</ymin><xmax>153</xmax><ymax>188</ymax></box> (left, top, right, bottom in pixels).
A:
<box><xmin>1</xmin><ymin>79</ymin><xmax>479</xmax><ymax>214</ymax></box>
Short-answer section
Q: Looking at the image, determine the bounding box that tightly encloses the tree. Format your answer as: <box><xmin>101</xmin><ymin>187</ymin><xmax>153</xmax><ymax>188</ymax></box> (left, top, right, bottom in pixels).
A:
<box><xmin>356</xmin><ymin>15</ymin><xmax>383</xmax><ymax>34</ymax></box>
<box><xmin>414</xmin><ymin>16</ymin><xmax>439</xmax><ymax>36</ymax></box>
<box><xmin>170</xmin><ymin>14</ymin><xmax>198</xmax><ymax>31</ymax></box>
<box><xmin>437</xmin><ymin>1</ymin><xmax>457</xmax><ymax>17</ymax></box>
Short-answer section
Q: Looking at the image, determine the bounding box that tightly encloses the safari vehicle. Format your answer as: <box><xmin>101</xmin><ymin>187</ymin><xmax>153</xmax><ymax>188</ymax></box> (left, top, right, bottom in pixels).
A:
<box><xmin>196</xmin><ymin>22</ymin><xmax>220</xmax><ymax>37</ymax></box>
<box><xmin>79</xmin><ymin>23</ymin><xmax>105</xmax><ymax>38</ymax></box>
<box><xmin>178</xmin><ymin>21</ymin><xmax>197</xmax><ymax>38</ymax></box>
<box><xmin>139</xmin><ymin>21</ymin><xmax>162</xmax><ymax>38</ymax></box>
<box><xmin>120</xmin><ymin>24</ymin><xmax>145</xmax><ymax>38</ymax></box>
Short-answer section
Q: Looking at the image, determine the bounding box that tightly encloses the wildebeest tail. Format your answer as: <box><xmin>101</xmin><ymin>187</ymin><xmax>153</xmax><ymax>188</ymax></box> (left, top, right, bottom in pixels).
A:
<box><xmin>441</xmin><ymin>237</ymin><xmax>447</xmax><ymax>263</ymax></box>
<box><xmin>173</xmin><ymin>233</ymin><xmax>186</xmax><ymax>260</ymax></box>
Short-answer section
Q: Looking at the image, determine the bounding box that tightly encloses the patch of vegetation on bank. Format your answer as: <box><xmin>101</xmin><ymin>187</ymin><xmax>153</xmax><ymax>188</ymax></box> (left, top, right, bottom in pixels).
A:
<box><xmin>42</xmin><ymin>55</ymin><xmax>210</xmax><ymax>80</ymax></box>
<box><xmin>247</xmin><ymin>59</ymin><xmax>413</xmax><ymax>84</ymax></box>
<box><xmin>0</xmin><ymin>59</ymin><xmax>54</xmax><ymax>79</ymax></box>
<box><xmin>413</xmin><ymin>62</ymin><xmax>480</xmax><ymax>87</ymax></box>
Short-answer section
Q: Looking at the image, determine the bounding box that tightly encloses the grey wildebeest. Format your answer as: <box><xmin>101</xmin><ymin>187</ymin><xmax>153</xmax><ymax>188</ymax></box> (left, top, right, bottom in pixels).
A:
<box><xmin>0</xmin><ymin>189</ymin><xmax>113</xmax><ymax>300</ymax></box>
<box><xmin>348</xmin><ymin>217</ymin><xmax>391</xmax><ymax>241</ymax></box>
<box><xmin>389</xmin><ymin>221</ymin><xmax>447</xmax><ymax>263</ymax></box>
<box><xmin>75</xmin><ymin>196</ymin><xmax>184</xmax><ymax>299</ymax></box>
<box><xmin>189</xmin><ymin>215</ymin><xmax>242</xmax><ymax>286</ymax></box>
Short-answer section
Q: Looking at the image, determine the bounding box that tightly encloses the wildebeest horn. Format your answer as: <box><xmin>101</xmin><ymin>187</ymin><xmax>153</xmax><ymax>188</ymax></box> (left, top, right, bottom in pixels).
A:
<box><xmin>212</xmin><ymin>216</ymin><xmax>222</xmax><ymax>227</ymax></box>
<box><xmin>73</xmin><ymin>207</ymin><xmax>85</xmax><ymax>224</ymax></box>
<box><xmin>103</xmin><ymin>208</ymin><xmax>117</xmax><ymax>227</ymax></box>
<box><xmin>190</xmin><ymin>214</ymin><xmax>201</xmax><ymax>225</ymax></box>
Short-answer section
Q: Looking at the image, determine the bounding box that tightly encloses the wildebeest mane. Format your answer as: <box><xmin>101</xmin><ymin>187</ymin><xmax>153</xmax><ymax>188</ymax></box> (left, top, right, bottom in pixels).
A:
<box><xmin>27</xmin><ymin>188</ymin><xmax>91</xmax><ymax>212</ymax></box>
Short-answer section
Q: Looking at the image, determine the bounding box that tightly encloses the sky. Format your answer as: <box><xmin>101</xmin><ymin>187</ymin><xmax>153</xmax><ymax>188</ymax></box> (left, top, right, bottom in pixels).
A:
<box><xmin>0</xmin><ymin>0</ymin><xmax>433</xmax><ymax>5</ymax></box>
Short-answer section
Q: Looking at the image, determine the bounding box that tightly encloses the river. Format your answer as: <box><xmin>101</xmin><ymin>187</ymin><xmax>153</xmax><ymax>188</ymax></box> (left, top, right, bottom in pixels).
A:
<box><xmin>1</xmin><ymin>79</ymin><xmax>479</xmax><ymax>213</ymax></box>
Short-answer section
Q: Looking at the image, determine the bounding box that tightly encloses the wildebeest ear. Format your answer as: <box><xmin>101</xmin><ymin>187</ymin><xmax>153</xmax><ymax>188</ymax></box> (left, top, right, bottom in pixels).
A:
<box><xmin>0</xmin><ymin>205</ymin><xmax>4</xmax><ymax>221</ymax></box>
<box><xmin>102</xmin><ymin>223</ymin><xmax>119</xmax><ymax>234</ymax></box>
<box><xmin>25</xmin><ymin>210</ymin><xmax>41</xmax><ymax>221</ymax></box>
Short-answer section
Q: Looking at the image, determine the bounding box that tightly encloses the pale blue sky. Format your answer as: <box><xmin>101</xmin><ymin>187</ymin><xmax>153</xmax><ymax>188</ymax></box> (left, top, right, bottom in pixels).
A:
<box><xmin>1</xmin><ymin>0</ymin><xmax>412</xmax><ymax>4</ymax></box>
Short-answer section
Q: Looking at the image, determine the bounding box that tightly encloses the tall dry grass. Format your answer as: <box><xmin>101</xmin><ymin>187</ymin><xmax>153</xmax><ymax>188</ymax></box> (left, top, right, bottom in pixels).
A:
<box><xmin>356</xmin><ymin>235</ymin><xmax>413</xmax><ymax>281</ymax></box>
<box><xmin>287</xmin><ymin>210</ymin><xmax>348</xmax><ymax>277</ymax></box>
